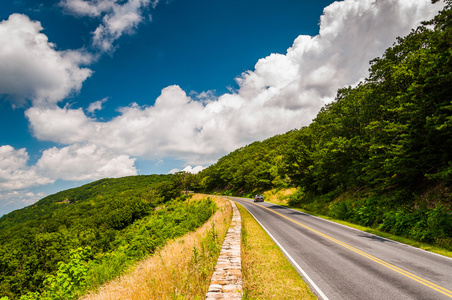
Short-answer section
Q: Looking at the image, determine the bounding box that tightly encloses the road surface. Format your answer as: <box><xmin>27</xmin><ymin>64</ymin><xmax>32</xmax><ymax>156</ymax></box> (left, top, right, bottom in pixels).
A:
<box><xmin>231</xmin><ymin>196</ymin><xmax>452</xmax><ymax>300</ymax></box>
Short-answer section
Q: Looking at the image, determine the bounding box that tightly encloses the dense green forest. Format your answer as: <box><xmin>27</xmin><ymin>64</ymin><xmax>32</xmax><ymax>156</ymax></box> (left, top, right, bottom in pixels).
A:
<box><xmin>199</xmin><ymin>1</ymin><xmax>452</xmax><ymax>248</ymax></box>
<box><xmin>0</xmin><ymin>174</ymin><xmax>216</xmax><ymax>299</ymax></box>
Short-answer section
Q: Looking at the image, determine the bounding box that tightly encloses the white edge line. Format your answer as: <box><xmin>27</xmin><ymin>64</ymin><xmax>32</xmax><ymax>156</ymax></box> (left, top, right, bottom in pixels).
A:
<box><xmin>266</xmin><ymin>201</ymin><xmax>452</xmax><ymax>262</ymax></box>
<box><xmin>234</xmin><ymin>199</ymin><xmax>330</xmax><ymax>300</ymax></box>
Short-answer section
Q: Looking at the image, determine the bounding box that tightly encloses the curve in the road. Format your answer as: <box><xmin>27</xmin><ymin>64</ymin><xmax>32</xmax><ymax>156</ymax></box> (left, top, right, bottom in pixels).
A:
<box><xmin>232</xmin><ymin>197</ymin><xmax>452</xmax><ymax>300</ymax></box>
<box><xmin>253</xmin><ymin>201</ymin><xmax>452</xmax><ymax>298</ymax></box>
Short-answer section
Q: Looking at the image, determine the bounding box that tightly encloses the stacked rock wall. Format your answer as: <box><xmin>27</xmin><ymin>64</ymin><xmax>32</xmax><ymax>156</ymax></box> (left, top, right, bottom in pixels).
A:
<box><xmin>206</xmin><ymin>200</ymin><xmax>242</xmax><ymax>299</ymax></box>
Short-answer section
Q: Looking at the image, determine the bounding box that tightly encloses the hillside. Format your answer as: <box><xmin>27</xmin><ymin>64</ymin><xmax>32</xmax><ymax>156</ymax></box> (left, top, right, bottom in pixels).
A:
<box><xmin>0</xmin><ymin>174</ymin><xmax>216</xmax><ymax>300</ymax></box>
<box><xmin>198</xmin><ymin>2</ymin><xmax>452</xmax><ymax>249</ymax></box>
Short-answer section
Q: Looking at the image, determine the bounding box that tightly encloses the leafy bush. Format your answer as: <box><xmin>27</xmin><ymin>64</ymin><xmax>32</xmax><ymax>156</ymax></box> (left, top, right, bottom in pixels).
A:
<box><xmin>19</xmin><ymin>247</ymin><xmax>92</xmax><ymax>300</ymax></box>
<box><xmin>379</xmin><ymin>205</ymin><xmax>452</xmax><ymax>247</ymax></box>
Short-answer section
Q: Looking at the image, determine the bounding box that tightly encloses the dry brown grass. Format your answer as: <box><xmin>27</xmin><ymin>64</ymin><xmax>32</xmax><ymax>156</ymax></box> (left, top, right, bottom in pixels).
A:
<box><xmin>238</xmin><ymin>203</ymin><xmax>316</xmax><ymax>300</ymax></box>
<box><xmin>81</xmin><ymin>195</ymin><xmax>231</xmax><ymax>300</ymax></box>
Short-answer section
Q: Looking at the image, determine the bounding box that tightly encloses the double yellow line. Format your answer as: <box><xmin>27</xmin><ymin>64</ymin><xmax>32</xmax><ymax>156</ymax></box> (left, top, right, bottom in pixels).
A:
<box><xmin>254</xmin><ymin>202</ymin><xmax>452</xmax><ymax>298</ymax></box>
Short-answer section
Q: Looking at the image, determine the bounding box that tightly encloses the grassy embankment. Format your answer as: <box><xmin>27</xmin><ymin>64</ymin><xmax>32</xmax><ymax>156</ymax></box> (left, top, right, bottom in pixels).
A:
<box><xmin>237</xmin><ymin>202</ymin><xmax>316</xmax><ymax>300</ymax></box>
<box><xmin>82</xmin><ymin>194</ymin><xmax>318</xmax><ymax>300</ymax></box>
<box><xmin>81</xmin><ymin>195</ymin><xmax>231</xmax><ymax>300</ymax></box>
<box><xmin>263</xmin><ymin>189</ymin><xmax>452</xmax><ymax>258</ymax></box>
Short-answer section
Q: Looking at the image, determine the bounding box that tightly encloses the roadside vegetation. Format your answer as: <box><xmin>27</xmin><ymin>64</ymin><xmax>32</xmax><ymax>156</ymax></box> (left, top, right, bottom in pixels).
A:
<box><xmin>198</xmin><ymin>1</ymin><xmax>452</xmax><ymax>252</ymax></box>
<box><xmin>0</xmin><ymin>175</ymin><xmax>217</xmax><ymax>300</ymax></box>
<box><xmin>264</xmin><ymin>188</ymin><xmax>452</xmax><ymax>258</ymax></box>
<box><xmin>238</xmin><ymin>203</ymin><xmax>316</xmax><ymax>299</ymax></box>
<box><xmin>81</xmin><ymin>195</ymin><xmax>231</xmax><ymax>300</ymax></box>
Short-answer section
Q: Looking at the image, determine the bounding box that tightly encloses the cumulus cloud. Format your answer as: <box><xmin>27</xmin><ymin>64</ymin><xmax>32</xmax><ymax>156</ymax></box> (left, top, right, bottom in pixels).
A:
<box><xmin>169</xmin><ymin>165</ymin><xmax>206</xmax><ymax>174</ymax></box>
<box><xmin>36</xmin><ymin>143</ymin><xmax>137</xmax><ymax>181</ymax></box>
<box><xmin>25</xmin><ymin>0</ymin><xmax>443</xmax><ymax>166</ymax></box>
<box><xmin>236</xmin><ymin>0</ymin><xmax>444</xmax><ymax>109</ymax></box>
<box><xmin>61</xmin><ymin>0</ymin><xmax>155</xmax><ymax>52</ymax></box>
<box><xmin>26</xmin><ymin>86</ymin><xmax>251</xmax><ymax>164</ymax></box>
<box><xmin>0</xmin><ymin>145</ymin><xmax>53</xmax><ymax>190</ymax></box>
<box><xmin>26</xmin><ymin>105</ymin><xmax>96</xmax><ymax>144</ymax></box>
<box><xmin>184</xmin><ymin>165</ymin><xmax>206</xmax><ymax>174</ymax></box>
<box><xmin>0</xmin><ymin>144</ymin><xmax>137</xmax><ymax>214</ymax></box>
<box><xmin>0</xmin><ymin>14</ymin><xmax>93</xmax><ymax>107</ymax></box>
<box><xmin>0</xmin><ymin>144</ymin><xmax>137</xmax><ymax>190</ymax></box>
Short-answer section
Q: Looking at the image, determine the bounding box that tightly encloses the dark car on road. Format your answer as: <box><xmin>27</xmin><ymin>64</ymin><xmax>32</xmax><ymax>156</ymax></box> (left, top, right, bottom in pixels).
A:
<box><xmin>254</xmin><ymin>195</ymin><xmax>264</xmax><ymax>202</ymax></box>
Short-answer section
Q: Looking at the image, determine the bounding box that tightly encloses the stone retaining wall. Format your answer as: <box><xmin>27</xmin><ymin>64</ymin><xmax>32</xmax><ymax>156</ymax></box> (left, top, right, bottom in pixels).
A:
<box><xmin>206</xmin><ymin>200</ymin><xmax>242</xmax><ymax>299</ymax></box>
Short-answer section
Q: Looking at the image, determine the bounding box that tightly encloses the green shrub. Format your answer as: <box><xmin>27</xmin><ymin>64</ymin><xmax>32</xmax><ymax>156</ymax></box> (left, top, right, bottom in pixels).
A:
<box><xmin>20</xmin><ymin>247</ymin><xmax>92</xmax><ymax>300</ymax></box>
<box><xmin>330</xmin><ymin>202</ymin><xmax>350</xmax><ymax>220</ymax></box>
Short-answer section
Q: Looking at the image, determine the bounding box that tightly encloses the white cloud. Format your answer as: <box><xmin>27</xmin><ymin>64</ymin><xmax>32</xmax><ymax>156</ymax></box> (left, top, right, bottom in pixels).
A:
<box><xmin>168</xmin><ymin>168</ymin><xmax>178</xmax><ymax>174</ymax></box>
<box><xmin>87</xmin><ymin>97</ymin><xmax>108</xmax><ymax>113</ymax></box>
<box><xmin>0</xmin><ymin>145</ymin><xmax>54</xmax><ymax>190</ymax></box>
<box><xmin>26</xmin><ymin>105</ymin><xmax>96</xmax><ymax>144</ymax></box>
<box><xmin>0</xmin><ymin>14</ymin><xmax>93</xmax><ymax>106</ymax></box>
<box><xmin>236</xmin><ymin>0</ymin><xmax>443</xmax><ymax>111</ymax></box>
<box><xmin>25</xmin><ymin>0</ymin><xmax>444</xmax><ymax>167</ymax></box>
<box><xmin>183</xmin><ymin>165</ymin><xmax>206</xmax><ymax>174</ymax></box>
<box><xmin>36</xmin><ymin>143</ymin><xmax>137</xmax><ymax>181</ymax></box>
<box><xmin>0</xmin><ymin>145</ymin><xmax>28</xmax><ymax>171</ymax></box>
<box><xmin>0</xmin><ymin>144</ymin><xmax>137</xmax><ymax>190</ymax></box>
<box><xmin>26</xmin><ymin>85</ymin><xmax>247</xmax><ymax>164</ymax></box>
<box><xmin>169</xmin><ymin>165</ymin><xmax>206</xmax><ymax>174</ymax></box>
<box><xmin>61</xmin><ymin>0</ymin><xmax>154</xmax><ymax>52</ymax></box>
<box><xmin>0</xmin><ymin>143</ymin><xmax>137</xmax><ymax>215</ymax></box>
<box><xmin>0</xmin><ymin>191</ymin><xmax>46</xmax><ymax>206</ymax></box>
<box><xmin>0</xmin><ymin>190</ymin><xmax>47</xmax><ymax>216</ymax></box>
<box><xmin>60</xmin><ymin>0</ymin><xmax>116</xmax><ymax>17</ymax></box>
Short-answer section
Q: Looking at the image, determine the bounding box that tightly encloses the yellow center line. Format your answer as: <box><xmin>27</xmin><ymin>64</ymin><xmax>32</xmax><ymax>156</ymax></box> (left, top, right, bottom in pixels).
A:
<box><xmin>250</xmin><ymin>201</ymin><xmax>452</xmax><ymax>298</ymax></box>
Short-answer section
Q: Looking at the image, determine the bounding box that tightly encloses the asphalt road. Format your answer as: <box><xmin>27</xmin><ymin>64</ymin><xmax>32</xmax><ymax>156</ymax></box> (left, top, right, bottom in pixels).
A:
<box><xmin>231</xmin><ymin>196</ymin><xmax>452</xmax><ymax>300</ymax></box>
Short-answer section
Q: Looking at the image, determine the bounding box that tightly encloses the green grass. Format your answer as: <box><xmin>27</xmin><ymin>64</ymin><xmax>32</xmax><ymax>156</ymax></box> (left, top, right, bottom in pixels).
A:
<box><xmin>237</xmin><ymin>203</ymin><xmax>316</xmax><ymax>300</ymax></box>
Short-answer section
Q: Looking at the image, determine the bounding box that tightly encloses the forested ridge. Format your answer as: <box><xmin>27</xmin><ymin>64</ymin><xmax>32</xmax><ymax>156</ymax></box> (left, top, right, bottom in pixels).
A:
<box><xmin>0</xmin><ymin>174</ymin><xmax>216</xmax><ymax>299</ymax></box>
<box><xmin>199</xmin><ymin>1</ymin><xmax>452</xmax><ymax>248</ymax></box>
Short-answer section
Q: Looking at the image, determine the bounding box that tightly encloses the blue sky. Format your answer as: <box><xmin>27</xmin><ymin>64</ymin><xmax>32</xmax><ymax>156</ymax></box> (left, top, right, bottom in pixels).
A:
<box><xmin>0</xmin><ymin>0</ymin><xmax>444</xmax><ymax>216</ymax></box>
